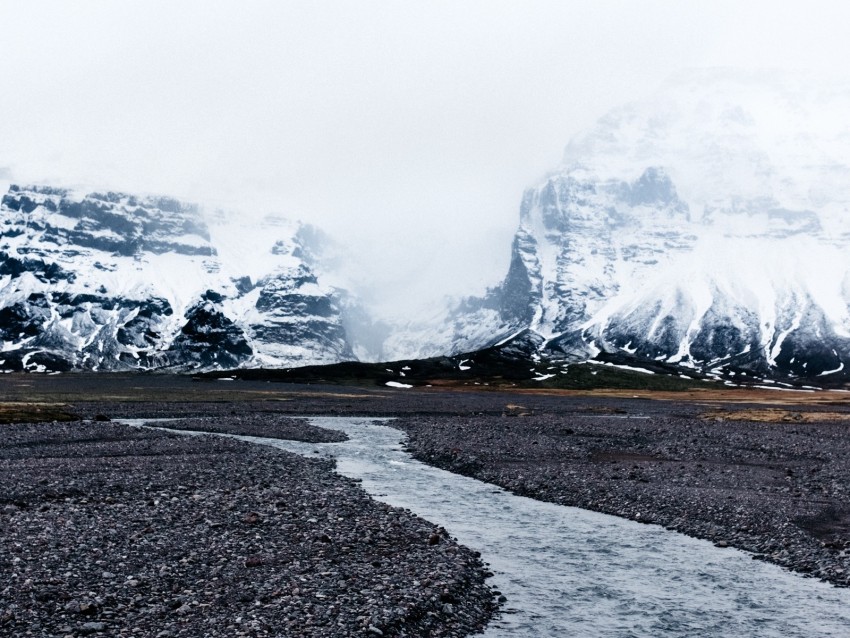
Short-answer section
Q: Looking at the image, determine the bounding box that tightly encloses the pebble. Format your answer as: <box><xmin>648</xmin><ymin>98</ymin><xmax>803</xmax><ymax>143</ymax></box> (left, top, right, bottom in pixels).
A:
<box><xmin>0</xmin><ymin>419</ymin><xmax>497</xmax><ymax>637</ymax></box>
<box><xmin>397</xmin><ymin>401</ymin><xmax>850</xmax><ymax>589</ymax></box>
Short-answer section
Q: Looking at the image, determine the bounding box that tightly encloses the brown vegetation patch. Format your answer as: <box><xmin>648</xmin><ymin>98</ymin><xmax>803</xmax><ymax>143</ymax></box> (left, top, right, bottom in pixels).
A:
<box><xmin>704</xmin><ymin>409</ymin><xmax>850</xmax><ymax>423</ymax></box>
<box><xmin>0</xmin><ymin>402</ymin><xmax>79</xmax><ymax>424</ymax></box>
<box><xmin>488</xmin><ymin>386</ymin><xmax>850</xmax><ymax>405</ymax></box>
<box><xmin>289</xmin><ymin>391</ymin><xmax>381</xmax><ymax>399</ymax></box>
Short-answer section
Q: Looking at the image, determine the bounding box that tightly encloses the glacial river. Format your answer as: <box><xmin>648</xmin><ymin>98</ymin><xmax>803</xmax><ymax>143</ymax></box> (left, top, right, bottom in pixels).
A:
<box><xmin>131</xmin><ymin>417</ymin><xmax>850</xmax><ymax>637</ymax></box>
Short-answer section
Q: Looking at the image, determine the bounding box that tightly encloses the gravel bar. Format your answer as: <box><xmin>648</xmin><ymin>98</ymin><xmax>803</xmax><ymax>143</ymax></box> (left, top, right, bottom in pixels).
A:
<box><xmin>145</xmin><ymin>414</ymin><xmax>349</xmax><ymax>443</ymax></box>
<box><xmin>0</xmin><ymin>420</ymin><xmax>496</xmax><ymax>637</ymax></box>
<box><xmin>395</xmin><ymin>407</ymin><xmax>850</xmax><ymax>589</ymax></box>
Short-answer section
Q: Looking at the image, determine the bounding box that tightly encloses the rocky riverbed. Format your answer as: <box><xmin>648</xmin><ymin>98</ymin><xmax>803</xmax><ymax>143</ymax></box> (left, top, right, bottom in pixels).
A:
<box><xmin>0</xmin><ymin>420</ymin><xmax>496</xmax><ymax>637</ymax></box>
<box><xmin>394</xmin><ymin>403</ymin><xmax>850</xmax><ymax>589</ymax></box>
<box><xmin>3</xmin><ymin>374</ymin><xmax>850</xmax><ymax>634</ymax></box>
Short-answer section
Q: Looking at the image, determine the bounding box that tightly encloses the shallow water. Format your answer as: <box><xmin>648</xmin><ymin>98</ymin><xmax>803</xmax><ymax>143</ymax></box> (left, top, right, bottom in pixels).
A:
<box><xmin>125</xmin><ymin>417</ymin><xmax>850</xmax><ymax>637</ymax></box>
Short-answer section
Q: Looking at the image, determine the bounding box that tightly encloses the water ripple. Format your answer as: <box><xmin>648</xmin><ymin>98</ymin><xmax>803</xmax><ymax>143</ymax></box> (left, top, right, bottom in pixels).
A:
<box><xmin>133</xmin><ymin>417</ymin><xmax>850</xmax><ymax>637</ymax></box>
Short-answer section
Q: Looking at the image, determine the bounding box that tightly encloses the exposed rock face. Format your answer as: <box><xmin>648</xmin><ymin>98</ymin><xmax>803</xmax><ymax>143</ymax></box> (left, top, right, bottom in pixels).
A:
<box><xmin>164</xmin><ymin>292</ymin><xmax>253</xmax><ymax>369</ymax></box>
<box><xmin>249</xmin><ymin>265</ymin><xmax>350</xmax><ymax>365</ymax></box>
<box><xmin>0</xmin><ymin>185</ymin><xmax>353</xmax><ymax>371</ymax></box>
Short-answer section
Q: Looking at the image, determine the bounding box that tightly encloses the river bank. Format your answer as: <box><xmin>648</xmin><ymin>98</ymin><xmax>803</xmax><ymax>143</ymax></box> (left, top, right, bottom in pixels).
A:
<box><xmin>394</xmin><ymin>402</ymin><xmax>850</xmax><ymax>589</ymax></box>
<box><xmin>0</xmin><ymin>419</ymin><xmax>496</xmax><ymax>637</ymax></box>
<box><xmin>250</xmin><ymin>416</ymin><xmax>850</xmax><ymax>636</ymax></box>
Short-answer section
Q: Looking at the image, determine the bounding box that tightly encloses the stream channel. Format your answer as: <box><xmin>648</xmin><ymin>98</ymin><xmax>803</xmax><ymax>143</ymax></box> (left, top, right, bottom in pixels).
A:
<box><xmin>128</xmin><ymin>416</ymin><xmax>850</xmax><ymax>637</ymax></box>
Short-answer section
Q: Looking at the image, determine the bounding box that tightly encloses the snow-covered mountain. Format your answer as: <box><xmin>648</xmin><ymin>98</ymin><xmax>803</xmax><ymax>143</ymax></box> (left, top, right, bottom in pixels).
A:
<box><xmin>6</xmin><ymin>70</ymin><xmax>850</xmax><ymax>382</ymax></box>
<box><xmin>393</xmin><ymin>70</ymin><xmax>850</xmax><ymax>382</ymax></box>
<box><xmin>0</xmin><ymin>185</ymin><xmax>353</xmax><ymax>371</ymax></box>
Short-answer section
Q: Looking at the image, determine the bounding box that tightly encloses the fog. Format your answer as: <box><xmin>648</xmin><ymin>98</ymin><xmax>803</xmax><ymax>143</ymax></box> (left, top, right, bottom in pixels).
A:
<box><xmin>2</xmin><ymin>1</ymin><xmax>850</xmax><ymax>318</ymax></box>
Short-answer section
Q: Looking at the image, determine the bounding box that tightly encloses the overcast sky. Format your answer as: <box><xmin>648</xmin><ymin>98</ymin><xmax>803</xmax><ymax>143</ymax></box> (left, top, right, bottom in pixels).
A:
<box><xmin>2</xmin><ymin>1</ymin><xmax>850</xmax><ymax>317</ymax></box>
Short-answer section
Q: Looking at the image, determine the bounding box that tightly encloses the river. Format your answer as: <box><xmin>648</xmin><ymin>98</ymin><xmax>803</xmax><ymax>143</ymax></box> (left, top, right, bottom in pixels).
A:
<box><xmin>129</xmin><ymin>416</ymin><xmax>850</xmax><ymax>637</ymax></box>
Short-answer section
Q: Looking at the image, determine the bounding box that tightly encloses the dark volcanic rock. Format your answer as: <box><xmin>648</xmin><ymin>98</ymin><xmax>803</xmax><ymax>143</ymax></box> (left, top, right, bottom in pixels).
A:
<box><xmin>165</xmin><ymin>296</ymin><xmax>253</xmax><ymax>370</ymax></box>
<box><xmin>394</xmin><ymin>403</ymin><xmax>850</xmax><ymax>589</ymax></box>
<box><xmin>0</xmin><ymin>420</ymin><xmax>496</xmax><ymax>637</ymax></box>
<box><xmin>156</xmin><ymin>414</ymin><xmax>349</xmax><ymax>442</ymax></box>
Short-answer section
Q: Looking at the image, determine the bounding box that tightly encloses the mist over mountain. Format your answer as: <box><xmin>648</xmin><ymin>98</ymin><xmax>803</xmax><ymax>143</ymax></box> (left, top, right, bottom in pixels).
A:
<box><xmin>3</xmin><ymin>71</ymin><xmax>850</xmax><ymax>382</ymax></box>
<box><xmin>381</xmin><ymin>71</ymin><xmax>850</xmax><ymax>383</ymax></box>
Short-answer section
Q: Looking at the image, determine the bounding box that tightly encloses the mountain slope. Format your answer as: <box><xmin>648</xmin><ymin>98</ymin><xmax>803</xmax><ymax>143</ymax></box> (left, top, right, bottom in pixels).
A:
<box><xmin>0</xmin><ymin>185</ymin><xmax>353</xmax><ymax>371</ymax></box>
<box><xmin>432</xmin><ymin>71</ymin><xmax>850</xmax><ymax>383</ymax></box>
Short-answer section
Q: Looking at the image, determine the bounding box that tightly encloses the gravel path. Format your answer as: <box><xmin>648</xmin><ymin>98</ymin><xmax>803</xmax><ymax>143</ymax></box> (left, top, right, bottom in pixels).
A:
<box><xmin>394</xmin><ymin>407</ymin><xmax>850</xmax><ymax>589</ymax></box>
<box><xmin>0</xmin><ymin>420</ymin><xmax>496</xmax><ymax>637</ymax></box>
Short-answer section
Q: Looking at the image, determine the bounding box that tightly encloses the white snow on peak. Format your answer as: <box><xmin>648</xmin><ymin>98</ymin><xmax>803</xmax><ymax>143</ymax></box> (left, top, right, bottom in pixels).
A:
<box><xmin>562</xmin><ymin>70</ymin><xmax>850</xmax><ymax>222</ymax></box>
<box><xmin>0</xmin><ymin>187</ymin><xmax>351</xmax><ymax>370</ymax></box>
<box><xmin>378</xmin><ymin>71</ymin><xmax>850</xmax><ymax>376</ymax></box>
<box><xmin>491</xmin><ymin>72</ymin><xmax>850</xmax><ymax>372</ymax></box>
